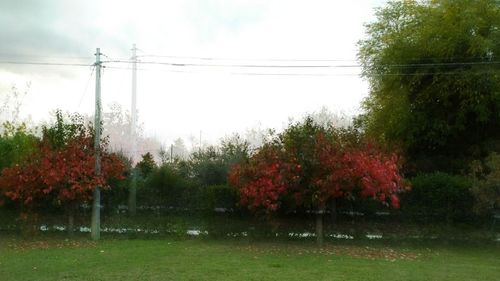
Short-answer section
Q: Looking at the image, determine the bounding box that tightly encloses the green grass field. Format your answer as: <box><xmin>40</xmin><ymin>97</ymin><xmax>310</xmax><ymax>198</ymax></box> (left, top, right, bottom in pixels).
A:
<box><xmin>0</xmin><ymin>235</ymin><xmax>499</xmax><ymax>281</ymax></box>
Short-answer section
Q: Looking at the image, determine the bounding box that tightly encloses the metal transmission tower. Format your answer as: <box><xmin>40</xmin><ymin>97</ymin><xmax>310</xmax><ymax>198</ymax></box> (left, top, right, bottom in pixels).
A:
<box><xmin>91</xmin><ymin>48</ymin><xmax>102</xmax><ymax>240</ymax></box>
<box><xmin>128</xmin><ymin>44</ymin><xmax>138</xmax><ymax>216</ymax></box>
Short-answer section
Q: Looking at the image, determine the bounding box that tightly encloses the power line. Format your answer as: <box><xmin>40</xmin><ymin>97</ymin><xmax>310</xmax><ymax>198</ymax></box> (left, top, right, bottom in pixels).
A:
<box><xmin>0</xmin><ymin>53</ymin><xmax>94</xmax><ymax>61</ymax></box>
<box><xmin>0</xmin><ymin>56</ymin><xmax>497</xmax><ymax>78</ymax></box>
<box><xmin>0</xmin><ymin>49</ymin><xmax>471</xmax><ymax>63</ymax></box>
<box><xmin>104</xmin><ymin>65</ymin><xmax>499</xmax><ymax>77</ymax></box>
<box><xmin>1</xmin><ymin>58</ymin><xmax>498</xmax><ymax>69</ymax></box>
<box><xmin>104</xmin><ymin>66</ymin><xmax>358</xmax><ymax>76</ymax></box>
<box><xmin>374</xmin><ymin>61</ymin><xmax>500</xmax><ymax>68</ymax></box>
<box><xmin>103</xmin><ymin>59</ymin><xmax>358</xmax><ymax>68</ymax></box>
<box><xmin>371</xmin><ymin>69</ymin><xmax>500</xmax><ymax>76</ymax></box>
<box><xmin>0</xmin><ymin>60</ymin><xmax>92</xmax><ymax>67</ymax></box>
<box><xmin>103</xmin><ymin>59</ymin><xmax>500</xmax><ymax>69</ymax></box>
<box><xmin>76</xmin><ymin>66</ymin><xmax>96</xmax><ymax>110</ymax></box>
<box><xmin>139</xmin><ymin>54</ymin><xmax>358</xmax><ymax>62</ymax></box>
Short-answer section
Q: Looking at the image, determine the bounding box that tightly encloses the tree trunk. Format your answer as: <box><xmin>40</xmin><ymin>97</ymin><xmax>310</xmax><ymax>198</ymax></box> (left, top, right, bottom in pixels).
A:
<box><xmin>316</xmin><ymin>202</ymin><xmax>326</xmax><ymax>247</ymax></box>
<box><xmin>20</xmin><ymin>210</ymin><xmax>38</xmax><ymax>238</ymax></box>
<box><xmin>68</xmin><ymin>207</ymin><xmax>75</xmax><ymax>236</ymax></box>
<box><xmin>329</xmin><ymin>199</ymin><xmax>338</xmax><ymax>225</ymax></box>
<box><xmin>128</xmin><ymin>169</ymin><xmax>137</xmax><ymax>216</ymax></box>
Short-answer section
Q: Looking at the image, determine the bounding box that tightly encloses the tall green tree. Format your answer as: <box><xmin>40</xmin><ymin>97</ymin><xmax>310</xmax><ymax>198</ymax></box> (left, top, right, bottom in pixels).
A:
<box><xmin>357</xmin><ymin>0</ymin><xmax>500</xmax><ymax>172</ymax></box>
<box><xmin>0</xmin><ymin>122</ymin><xmax>38</xmax><ymax>171</ymax></box>
<box><xmin>189</xmin><ymin>135</ymin><xmax>250</xmax><ymax>187</ymax></box>
<box><xmin>136</xmin><ymin>152</ymin><xmax>157</xmax><ymax>178</ymax></box>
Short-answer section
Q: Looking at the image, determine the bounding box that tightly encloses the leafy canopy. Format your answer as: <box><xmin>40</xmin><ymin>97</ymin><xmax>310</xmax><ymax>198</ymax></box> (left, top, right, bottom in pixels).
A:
<box><xmin>0</xmin><ymin>122</ymin><xmax>38</xmax><ymax>171</ymax></box>
<box><xmin>229</xmin><ymin>118</ymin><xmax>408</xmax><ymax>213</ymax></box>
<box><xmin>0</xmin><ymin>111</ymin><xmax>125</xmax><ymax>208</ymax></box>
<box><xmin>357</xmin><ymin>0</ymin><xmax>500</xmax><ymax>171</ymax></box>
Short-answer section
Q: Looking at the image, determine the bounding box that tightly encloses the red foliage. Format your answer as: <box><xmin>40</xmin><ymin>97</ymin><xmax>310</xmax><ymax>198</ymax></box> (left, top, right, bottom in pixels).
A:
<box><xmin>0</xmin><ymin>134</ymin><xmax>125</xmax><ymax>208</ymax></box>
<box><xmin>313</xmin><ymin>134</ymin><xmax>407</xmax><ymax>208</ymax></box>
<box><xmin>229</xmin><ymin>133</ymin><xmax>408</xmax><ymax>213</ymax></box>
<box><xmin>228</xmin><ymin>144</ymin><xmax>300</xmax><ymax>212</ymax></box>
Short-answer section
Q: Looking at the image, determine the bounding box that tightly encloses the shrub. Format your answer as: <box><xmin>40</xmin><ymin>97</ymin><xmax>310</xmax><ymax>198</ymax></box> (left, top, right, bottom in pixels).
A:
<box><xmin>140</xmin><ymin>164</ymin><xmax>202</xmax><ymax>209</ymax></box>
<box><xmin>0</xmin><ymin>122</ymin><xmax>38</xmax><ymax>172</ymax></box>
<box><xmin>402</xmin><ymin>172</ymin><xmax>474</xmax><ymax>223</ymax></box>
<box><xmin>470</xmin><ymin>153</ymin><xmax>500</xmax><ymax>215</ymax></box>
<box><xmin>203</xmin><ymin>185</ymin><xmax>239</xmax><ymax>210</ymax></box>
<box><xmin>141</xmin><ymin>165</ymin><xmax>184</xmax><ymax>207</ymax></box>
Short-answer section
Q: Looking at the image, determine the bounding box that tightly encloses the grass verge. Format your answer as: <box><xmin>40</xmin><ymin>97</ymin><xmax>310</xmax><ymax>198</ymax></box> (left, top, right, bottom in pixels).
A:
<box><xmin>0</xmin><ymin>234</ymin><xmax>499</xmax><ymax>281</ymax></box>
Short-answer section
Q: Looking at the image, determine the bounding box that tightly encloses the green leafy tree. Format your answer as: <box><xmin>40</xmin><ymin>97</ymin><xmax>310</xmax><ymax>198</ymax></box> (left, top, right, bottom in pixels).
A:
<box><xmin>142</xmin><ymin>164</ymin><xmax>192</xmax><ymax>207</ymax></box>
<box><xmin>42</xmin><ymin>110</ymin><xmax>87</xmax><ymax>149</ymax></box>
<box><xmin>0</xmin><ymin>122</ymin><xmax>38</xmax><ymax>171</ymax></box>
<box><xmin>136</xmin><ymin>152</ymin><xmax>157</xmax><ymax>178</ymax></box>
<box><xmin>357</xmin><ymin>0</ymin><xmax>500</xmax><ymax>172</ymax></box>
<box><xmin>190</xmin><ymin>146</ymin><xmax>227</xmax><ymax>186</ymax></box>
<box><xmin>130</xmin><ymin>152</ymin><xmax>157</xmax><ymax>212</ymax></box>
<box><xmin>189</xmin><ymin>135</ymin><xmax>250</xmax><ymax>187</ymax></box>
<box><xmin>403</xmin><ymin>172</ymin><xmax>473</xmax><ymax>223</ymax></box>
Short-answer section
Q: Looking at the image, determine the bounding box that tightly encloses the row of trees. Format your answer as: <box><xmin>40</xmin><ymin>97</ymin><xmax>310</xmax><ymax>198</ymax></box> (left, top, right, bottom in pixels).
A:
<box><xmin>1</xmin><ymin>0</ymin><xmax>499</xmax><ymax>243</ymax></box>
<box><xmin>95</xmin><ymin>117</ymin><xmax>407</xmax><ymax>245</ymax></box>
<box><xmin>0</xmin><ymin>108</ymin><xmax>496</xmax><ymax>242</ymax></box>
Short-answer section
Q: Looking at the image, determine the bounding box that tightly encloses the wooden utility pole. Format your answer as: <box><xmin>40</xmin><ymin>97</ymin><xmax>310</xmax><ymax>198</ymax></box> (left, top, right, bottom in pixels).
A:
<box><xmin>91</xmin><ymin>48</ymin><xmax>102</xmax><ymax>240</ymax></box>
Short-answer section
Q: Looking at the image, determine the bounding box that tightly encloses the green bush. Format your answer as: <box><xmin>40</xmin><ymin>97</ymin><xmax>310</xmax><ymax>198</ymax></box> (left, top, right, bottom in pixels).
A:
<box><xmin>202</xmin><ymin>185</ymin><xmax>239</xmax><ymax>210</ymax></box>
<box><xmin>0</xmin><ymin>122</ymin><xmax>38</xmax><ymax>171</ymax></box>
<box><xmin>141</xmin><ymin>165</ymin><xmax>184</xmax><ymax>207</ymax></box>
<box><xmin>139</xmin><ymin>164</ymin><xmax>204</xmax><ymax>210</ymax></box>
<box><xmin>401</xmin><ymin>172</ymin><xmax>474</xmax><ymax>223</ymax></box>
<box><xmin>102</xmin><ymin>152</ymin><xmax>133</xmax><ymax>212</ymax></box>
<box><xmin>470</xmin><ymin>152</ymin><xmax>500</xmax><ymax>215</ymax></box>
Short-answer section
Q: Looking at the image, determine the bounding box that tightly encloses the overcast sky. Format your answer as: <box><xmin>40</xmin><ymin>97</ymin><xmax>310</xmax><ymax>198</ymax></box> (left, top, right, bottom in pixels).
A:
<box><xmin>0</xmin><ymin>0</ymin><xmax>387</xmax><ymax>147</ymax></box>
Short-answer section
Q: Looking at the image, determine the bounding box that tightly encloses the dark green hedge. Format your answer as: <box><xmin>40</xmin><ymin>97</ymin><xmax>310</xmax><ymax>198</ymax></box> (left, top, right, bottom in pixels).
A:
<box><xmin>401</xmin><ymin>172</ymin><xmax>474</xmax><ymax>223</ymax></box>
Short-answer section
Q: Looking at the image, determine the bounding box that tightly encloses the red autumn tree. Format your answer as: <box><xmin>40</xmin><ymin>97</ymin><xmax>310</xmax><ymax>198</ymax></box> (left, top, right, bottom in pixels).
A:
<box><xmin>228</xmin><ymin>143</ymin><xmax>301</xmax><ymax>213</ymax></box>
<box><xmin>313</xmin><ymin>133</ymin><xmax>404</xmax><ymax>209</ymax></box>
<box><xmin>229</xmin><ymin>117</ymin><xmax>408</xmax><ymax>245</ymax></box>
<box><xmin>0</xmin><ymin>111</ymin><xmax>125</xmax><ymax>234</ymax></box>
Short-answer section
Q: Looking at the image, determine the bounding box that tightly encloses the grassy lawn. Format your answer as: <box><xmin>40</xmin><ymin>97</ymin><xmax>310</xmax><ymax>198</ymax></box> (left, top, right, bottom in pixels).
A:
<box><xmin>1</xmin><ymin>235</ymin><xmax>499</xmax><ymax>281</ymax></box>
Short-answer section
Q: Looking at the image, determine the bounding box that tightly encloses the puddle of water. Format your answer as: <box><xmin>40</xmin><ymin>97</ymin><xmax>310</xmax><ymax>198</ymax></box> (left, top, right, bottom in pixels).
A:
<box><xmin>38</xmin><ymin>225</ymin><xmax>161</xmax><ymax>234</ymax></box>
<box><xmin>366</xmin><ymin>234</ymin><xmax>383</xmax><ymax>240</ymax></box>
<box><xmin>340</xmin><ymin>211</ymin><xmax>364</xmax><ymax>216</ymax></box>
<box><xmin>53</xmin><ymin>225</ymin><xmax>66</xmax><ymax>231</ymax></box>
<box><xmin>221</xmin><ymin>232</ymin><xmax>249</xmax><ymax>237</ymax></box>
<box><xmin>186</xmin><ymin>229</ymin><xmax>208</xmax><ymax>236</ymax></box>
<box><xmin>16</xmin><ymin>225</ymin><xmax>361</xmax><ymax>240</ymax></box>
<box><xmin>329</xmin><ymin>233</ymin><xmax>354</xmax><ymax>240</ymax></box>
<box><xmin>288</xmin><ymin>232</ymin><xmax>315</xmax><ymax>238</ymax></box>
<box><xmin>15</xmin><ymin>224</ymin><xmax>500</xmax><ymax>242</ymax></box>
<box><xmin>80</xmin><ymin>226</ymin><xmax>91</xmax><ymax>233</ymax></box>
